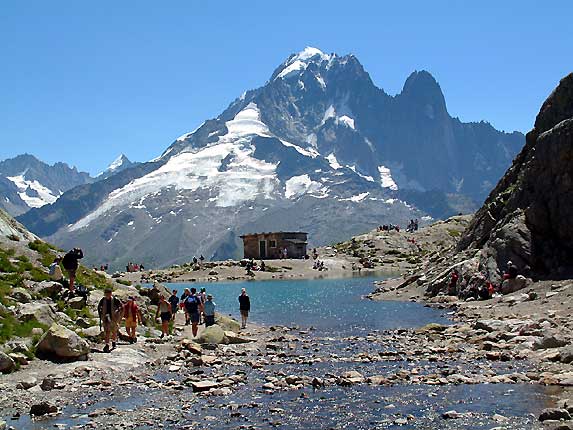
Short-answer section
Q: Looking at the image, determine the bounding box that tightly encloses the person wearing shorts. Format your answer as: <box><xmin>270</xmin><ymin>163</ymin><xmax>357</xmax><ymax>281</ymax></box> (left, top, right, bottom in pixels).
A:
<box><xmin>184</xmin><ymin>288</ymin><xmax>201</xmax><ymax>337</ymax></box>
<box><xmin>123</xmin><ymin>296</ymin><xmax>142</xmax><ymax>343</ymax></box>
<box><xmin>98</xmin><ymin>288</ymin><xmax>123</xmax><ymax>353</ymax></box>
<box><xmin>155</xmin><ymin>295</ymin><xmax>172</xmax><ymax>339</ymax></box>
<box><xmin>238</xmin><ymin>288</ymin><xmax>250</xmax><ymax>329</ymax></box>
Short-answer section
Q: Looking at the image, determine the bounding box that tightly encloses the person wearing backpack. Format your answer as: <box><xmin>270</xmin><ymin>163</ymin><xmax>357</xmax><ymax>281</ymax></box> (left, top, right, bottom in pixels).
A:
<box><xmin>98</xmin><ymin>288</ymin><xmax>123</xmax><ymax>353</ymax></box>
<box><xmin>123</xmin><ymin>296</ymin><xmax>143</xmax><ymax>343</ymax></box>
<box><xmin>62</xmin><ymin>248</ymin><xmax>83</xmax><ymax>292</ymax></box>
<box><xmin>184</xmin><ymin>287</ymin><xmax>201</xmax><ymax>337</ymax></box>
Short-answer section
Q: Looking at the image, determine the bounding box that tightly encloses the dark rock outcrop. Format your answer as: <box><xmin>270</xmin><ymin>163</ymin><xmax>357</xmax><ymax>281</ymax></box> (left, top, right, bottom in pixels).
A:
<box><xmin>458</xmin><ymin>73</ymin><xmax>573</xmax><ymax>282</ymax></box>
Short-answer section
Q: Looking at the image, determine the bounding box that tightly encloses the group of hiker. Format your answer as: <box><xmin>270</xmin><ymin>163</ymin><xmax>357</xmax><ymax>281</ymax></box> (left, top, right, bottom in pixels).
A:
<box><xmin>448</xmin><ymin>260</ymin><xmax>525</xmax><ymax>301</ymax></box>
<box><xmin>126</xmin><ymin>262</ymin><xmax>145</xmax><ymax>272</ymax></box>
<box><xmin>96</xmin><ymin>285</ymin><xmax>251</xmax><ymax>353</ymax></box>
<box><xmin>406</xmin><ymin>219</ymin><xmax>419</xmax><ymax>233</ymax></box>
<box><xmin>378</xmin><ymin>224</ymin><xmax>400</xmax><ymax>232</ymax></box>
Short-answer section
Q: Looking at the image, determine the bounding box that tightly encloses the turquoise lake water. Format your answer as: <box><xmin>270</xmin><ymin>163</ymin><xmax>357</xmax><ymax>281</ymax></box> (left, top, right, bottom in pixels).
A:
<box><xmin>168</xmin><ymin>276</ymin><xmax>450</xmax><ymax>334</ymax></box>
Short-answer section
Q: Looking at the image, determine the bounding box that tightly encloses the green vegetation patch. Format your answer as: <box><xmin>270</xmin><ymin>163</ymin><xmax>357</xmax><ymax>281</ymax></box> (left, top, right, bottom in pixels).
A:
<box><xmin>28</xmin><ymin>240</ymin><xmax>57</xmax><ymax>267</ymax></box>
<box><xmin>76</xmin><ymin>266</ymin><xmax>113</xmax><ymax>290</ymax></box>
<box><xmin>0</xmin><ymin>311</ymin><xmax>48</xmax><ymax>344</ymax></box>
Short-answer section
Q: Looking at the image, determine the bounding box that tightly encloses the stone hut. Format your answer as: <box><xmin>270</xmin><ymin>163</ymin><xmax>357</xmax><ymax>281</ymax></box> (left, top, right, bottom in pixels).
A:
<box><xmin>240</xmin><ymin>232</ymin><xmax>308</xmax><ymax>260</ymax></box>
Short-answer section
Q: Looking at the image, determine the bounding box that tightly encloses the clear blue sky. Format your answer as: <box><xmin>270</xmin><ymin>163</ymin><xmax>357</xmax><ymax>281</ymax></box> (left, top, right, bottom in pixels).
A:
<box><xmin>1</xmin><ymin>1</ymin><xmax>571</xmax><ymax>175</ymax></box>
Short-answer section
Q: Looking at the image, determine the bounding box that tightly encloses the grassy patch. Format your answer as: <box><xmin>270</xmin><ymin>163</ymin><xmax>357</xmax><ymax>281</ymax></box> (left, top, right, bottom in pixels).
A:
<box><xmin>0</xmin><ymin>311</ymin><xmax>48</xmax><ymax>343</ymax></box>
<box><xmin>76</xmin><ymin>266</ymin><xmax>113</xmax><ymax>290</ymax></box>
<box><xmin>447</xmin><ymin>229</ymin><xmax>462</xmax><ymax>238</ymax></box>
<box><xmin>28</xmin><ymin>240</ymin><xmax>58</xmax><ymax>267</ymax></box>
<box><xmin>116</xmin><ymin>279</ymin><xmax>132</xmax><ymax>286</ymax></box>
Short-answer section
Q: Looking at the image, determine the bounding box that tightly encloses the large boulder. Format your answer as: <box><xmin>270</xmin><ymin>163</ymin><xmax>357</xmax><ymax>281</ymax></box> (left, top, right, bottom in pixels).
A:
<box><xmin>35</xmin><ymin>323</ymin><xmax>90</xmax><ymax>361</ymax></box>
<box><xmin>31</xmin><ymin>281</ymin><xmax>63</xmax><ymax>297</ymax></box>
<box><xmin>0</xmin><ymin>351</ymin><xmax>15</xmax><ymax>374</ymax></box>
<box><xmin>224</xmin><ymin>330</ymin><xmax>255</xmax><ymax>344</ymax></box>
<box><xmin>17</xmin><ymin>302</ymin><xmax>58</xmax><ymax>326</ymax></box>
<box><xmin>501</xmin><ymin>275</ymin><xmax>528</xmax><ymax>295</ymax></box>
<box><xmin>215</xmin><ymin>314</ymin><xmax>241</xmax><ymax>333</ymax></box>
<box><xmin>197</xmin><ymin>325</ymin><xmax>226</xmax><ymax>345</ymax></box>
<box><xmin>68</xmin><ymin>296</ymin><xmax>87</xmax><ymax>310</ymax></box>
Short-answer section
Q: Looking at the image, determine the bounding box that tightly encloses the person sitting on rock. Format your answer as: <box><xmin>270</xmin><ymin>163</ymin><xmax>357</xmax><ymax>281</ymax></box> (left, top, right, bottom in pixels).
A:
<box><xmin>98</xmin><ymin>288</ymin><xmax>123</xmax><ymax>353</ymax></box>
<box><xmin>49</xmin><ymin>256</ymin><xmax>64</xmax><ymax>282</ymax></box>
<box><xmin>123</xmin><ymin>296</ymin><xmax>143</xmax><ymax>343</ymax></box>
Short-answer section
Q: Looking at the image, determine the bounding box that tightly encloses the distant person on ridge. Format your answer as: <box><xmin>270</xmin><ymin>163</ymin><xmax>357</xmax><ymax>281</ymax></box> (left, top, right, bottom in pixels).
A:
<box><xmin>62</xmin><ymin>247</ymin><xmax>83</xmax><ymax>292</ymax></box>
<box><xmin>238</xmin><ymin>288</ymin><xmax>251</xmax><ymax>329</ymax></box>
<box><xmin>98</xmin><ymin>288</ymin><xmax>123</xmax><ymax>353</ymax></box>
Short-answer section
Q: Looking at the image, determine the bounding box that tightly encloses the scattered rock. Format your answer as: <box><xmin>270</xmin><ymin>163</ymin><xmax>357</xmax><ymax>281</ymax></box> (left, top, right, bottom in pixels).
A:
<box><xmin>30</xmin><ymin>401</ymin><xmax>58</xmax><ymax>416</ymax></box>
<box><xmin>16</xmin><ymin>376</ymin><xmax>38</xmax><ymax>389</ymax></box>
<box><xmin>224</xmin><ymin>330</ymin><xmax>255</xmax><ymax>344</ymax></box>
<box><xmin>10</xmin><ymin>287</ymin><xmax>32</xmax><ymax>303</ymax></box>
<box><xmin>534</xmin><ymin>335</ymin><xmax>569</xmax><ymax>350</ymax></box>
<box><xmin>190</xmin><ymin>380</ymin><xmax>219</xmax><ymax>392</ymax></box>
<box><xmin>35</xmin><ymin>323</ymin><xmax>90</xmax><ymax>361</ymax></box>
<box><xmin>0</xmin><ymin>352</ymin><xmax>15</xmax><ymax>374</ymax></box>
<box><xmin>442</xmin><ymin>410</ymin><xmax>463</xmax><ymax>419</ymax></box>
<box><xmin>67</xmin><ymin>296</ymin><xmax>87</xmax><ymax>310</ymax></box>
<box><xmin>215</xmin><ymin>314</ymin><xmax>241</xmax><ymax>333</ymax></box>
<box><xmin>539</xmin><ymin>408</ymin><xmax>571</xmax><ymax>421</ymax></box>
<box><xmin>17</xmin><ymin>302</ymin><xmax>58</xmax><ymax>326</ymax></box>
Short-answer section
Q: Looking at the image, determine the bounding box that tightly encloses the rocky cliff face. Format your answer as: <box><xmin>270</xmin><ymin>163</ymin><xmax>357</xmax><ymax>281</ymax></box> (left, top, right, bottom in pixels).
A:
<box><xmin>458</xmin><ymin>73</ymin><xmax>573</xmax><ymax>281</ymax></box>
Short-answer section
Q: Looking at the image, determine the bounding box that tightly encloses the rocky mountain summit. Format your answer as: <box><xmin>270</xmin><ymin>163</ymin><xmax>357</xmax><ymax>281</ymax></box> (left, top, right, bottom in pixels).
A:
<box><xmin>0</xmin><ymin>154</ymin><xmax>93</xmax><ymax>216</ymax></box>
<box><xmin>18</xmin><ymin>48</ymin><xmax>523</xmax><ymax>269</ymax></box>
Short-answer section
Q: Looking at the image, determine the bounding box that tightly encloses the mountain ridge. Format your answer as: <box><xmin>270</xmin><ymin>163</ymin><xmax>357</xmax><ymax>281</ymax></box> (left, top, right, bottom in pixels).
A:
<box><xmin>17</xmin><ymin>47</ymin><xmax>524</xmax><ymax>269</ymax></box>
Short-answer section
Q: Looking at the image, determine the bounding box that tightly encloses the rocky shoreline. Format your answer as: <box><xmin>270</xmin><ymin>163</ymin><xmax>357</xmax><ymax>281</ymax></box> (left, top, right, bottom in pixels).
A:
<box><xmin>369</xmin><ymin>276</ymin><xmax>573</xmax><ymax>427</ymax></box>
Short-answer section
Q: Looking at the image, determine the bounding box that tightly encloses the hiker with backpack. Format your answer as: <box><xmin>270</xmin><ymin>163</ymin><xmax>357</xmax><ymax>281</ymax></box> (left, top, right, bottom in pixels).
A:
<box><xmin>62</xmin><ymin>248</ymin><xmax>83</xmax><ymax>292</ymax></box>
<box><xmin>184</xmin><ymin>287</ymin><xmax>202</xmax><ymax>337</ymax></box>
<box><xmin>98</xmin><ymin>288</ymin><xmax>123</xmax><ymax>353</ymax></box>
<box><xmin>123</xmin><ymin>296</ymin><xmax>143</xmax><ymax>343</ymax></box>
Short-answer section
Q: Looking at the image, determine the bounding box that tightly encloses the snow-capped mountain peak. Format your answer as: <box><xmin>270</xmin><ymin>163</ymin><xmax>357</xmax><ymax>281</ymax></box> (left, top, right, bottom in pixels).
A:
<box><xmin>97</xmin><ymin>154</ymin><xmax>136</xmax><ymax>180</ymax></box>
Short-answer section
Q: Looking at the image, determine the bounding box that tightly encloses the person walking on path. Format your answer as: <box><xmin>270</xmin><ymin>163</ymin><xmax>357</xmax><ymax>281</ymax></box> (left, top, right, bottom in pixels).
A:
<box><xmin>98</xmin><ymin>288</ymin><xmax>123</xmax><ymax>353</ymax></box>
<box><xmin>168</xmin><ymin>289</ymin><xmax>179</xmax><ymax>321</ymax></box>
<box><xmin>203</xmin><ymin>294</ymin><xmax>216</xmax><ymax>327</ymax></box>
<box><xmin>180</xmin><ymin>288</ymin><xmax>191</xmax><ymax>325</ymax></box>
<box><xmin>238</xmin><ymin>288</ymin><xmax>251</xmax><ymax>329</ymax></box>
<box><xmin>62</xmin><ymin>248</ymin><xmax>83</xmax><ymax>292</ymax></box>
<box><xmin>155</xmin><ymin>295</ymin><xmax>172</xmax><ymax>339</ymax></box>
<box><xmin>184</xmin><ymin>287</ymin><xmax>201</xmax><ymax>337</ymax></box>
<box><xmin>123</xmin><ymin>296</ymin><xmax>143</xmax><ymax>343</ymax></box>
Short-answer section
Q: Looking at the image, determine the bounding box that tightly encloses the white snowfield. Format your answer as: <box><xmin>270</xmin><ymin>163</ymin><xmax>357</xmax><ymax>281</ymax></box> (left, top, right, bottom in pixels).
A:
<box><xmin>378</xmin><ymin>165</ymin><xmax>398</xmax><ymax>190</ymax></box>
<box><xmin>6</xmin><ymin>174</ymin><xmax>59</xmax><ymax>208</ymax></box>
<box><xmin>284</xmin><ymin>174</ymin><xmax>327</xmax><ymax>199</ymax></box>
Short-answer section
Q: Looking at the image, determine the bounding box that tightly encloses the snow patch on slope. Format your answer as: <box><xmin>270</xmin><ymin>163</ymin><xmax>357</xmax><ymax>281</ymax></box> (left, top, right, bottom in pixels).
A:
<box><xmin>337</xmin><ymin>115</ymin><xmax>355</xmax><ymax>129</ymax></box>
<box><xmin>378</xmin><ymin>166</ymin><xmax>398</xmax><ymax>190</ymax></box>
<box><xmin>326</xmin><ymin>154</ymin><xmax>342</xmax><ymax>170</ymax></box>
<box><xmin>6</xmin><ymin>175</ymin><xmax>59</xmax><ymax>208</ymax></box>
<box><xmin>284</xmin><ymin>175</ymin><xmax>326</xmax><ymax>199</ymax></box>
